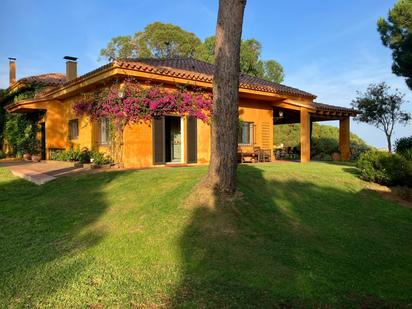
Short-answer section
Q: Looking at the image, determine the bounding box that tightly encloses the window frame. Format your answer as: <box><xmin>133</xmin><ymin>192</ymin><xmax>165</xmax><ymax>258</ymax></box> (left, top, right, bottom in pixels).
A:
<box><xmin>99</xmin><ymin>118</ymin><xmax>110</xmax><ymax>145</ymax></box>
<box><xmin>238</xmin><ymin>121</ymin><xmax>254</xmax><ymax>146</ymax></box>
<box><xmin>68</xmin><ymin>119</ymin><xmax>79</xmax><ymax>140</ymax></box>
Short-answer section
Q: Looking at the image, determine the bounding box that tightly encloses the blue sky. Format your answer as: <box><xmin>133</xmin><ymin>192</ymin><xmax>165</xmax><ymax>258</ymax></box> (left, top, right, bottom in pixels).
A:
<box><xmin>0</xmin><ymin>0</ymin><xmax>411</xmax><ymax>148</ymax></box>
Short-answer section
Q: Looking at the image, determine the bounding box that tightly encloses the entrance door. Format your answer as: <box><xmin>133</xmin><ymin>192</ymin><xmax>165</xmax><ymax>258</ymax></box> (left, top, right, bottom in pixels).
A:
<box><xmin>161</xmin><ymin>116</ymin><xmax>182</xmax><ymax>163</ymax></box>
<box><xmin>153</xmin><ymin>116</ymin><xmax>197</xmax><ymax>165</ymax></box>
<box><xmin>166</xmin><ymin>116</ymin><xmax>181</xmax><ymax>162</ymax></box>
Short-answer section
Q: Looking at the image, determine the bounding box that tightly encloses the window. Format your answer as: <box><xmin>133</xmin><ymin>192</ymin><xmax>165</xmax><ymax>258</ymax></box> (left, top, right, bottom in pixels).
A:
<box><xmin>238</xmin><ymin>122</ymin><xmax>254</xmax><ymax>145</ymax></box>
<box><xmin>69</xmin><ymin>119</ymin><xmax>78</xmax><ymax>140</ymax></box>
<box><xmin>100</xmin><ymin>118</ymin><xmax>110</xmax><ymax>145</ymax></box>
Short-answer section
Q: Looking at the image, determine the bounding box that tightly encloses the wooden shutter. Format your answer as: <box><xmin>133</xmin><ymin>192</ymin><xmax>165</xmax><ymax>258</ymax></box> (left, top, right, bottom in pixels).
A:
<box><xmin>152</xmin><ymin>117</ymin><xmax>165</xmax><ymax>165</ymax></box>
<box><xmin>187</xmin><ymin>116</ymin><xmax>197</xmax><ymax>163</ymax></box>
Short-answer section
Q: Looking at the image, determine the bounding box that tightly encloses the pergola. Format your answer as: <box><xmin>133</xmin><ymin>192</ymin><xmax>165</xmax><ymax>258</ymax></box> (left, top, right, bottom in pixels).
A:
<box><xmin>273</xmin><ymin>102</ymin><xmax>359</xmax><ymax>162</ymax></box>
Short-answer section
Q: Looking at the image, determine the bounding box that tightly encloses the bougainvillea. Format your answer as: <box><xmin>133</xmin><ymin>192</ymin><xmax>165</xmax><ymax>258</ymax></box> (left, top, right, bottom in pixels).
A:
<box><xmin>73</xmin><ymin>78</ymin><xmax>212</xmax><ymax>123</ymax></box>
<box><xmin>73</xmin><ymin>78</ymin><xmax>212</xmax><ymax>163</ymax></box>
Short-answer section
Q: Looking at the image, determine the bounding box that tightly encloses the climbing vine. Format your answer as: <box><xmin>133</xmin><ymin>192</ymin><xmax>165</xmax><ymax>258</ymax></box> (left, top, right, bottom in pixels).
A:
<box><xmin>73</xmin><ymin>78</ymin><xmax>212</xmax><ymax>163</ymax></box>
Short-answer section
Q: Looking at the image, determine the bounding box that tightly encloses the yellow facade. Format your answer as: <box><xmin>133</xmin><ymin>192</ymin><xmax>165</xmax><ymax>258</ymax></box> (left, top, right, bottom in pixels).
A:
<box><xmin>7</xmin><ymin>61</ymin><xmax>353</xmax><ymax>166</ymax></box>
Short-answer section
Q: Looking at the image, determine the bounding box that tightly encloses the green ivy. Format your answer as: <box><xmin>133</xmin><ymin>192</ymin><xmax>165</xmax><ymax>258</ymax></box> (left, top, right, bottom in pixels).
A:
<box><xmin>4</xmin><ymin>113</ymin><xmax>39</xmax><ymax>156</ymax></box>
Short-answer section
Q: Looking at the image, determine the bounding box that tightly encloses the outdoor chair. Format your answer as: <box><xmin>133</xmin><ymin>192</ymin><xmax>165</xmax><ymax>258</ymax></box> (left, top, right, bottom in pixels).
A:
<box><xmin>253</xmin><ymin>146</ymin><xmax>262</xmax><ymax>162</ymax></box>
<box><xmin>261</xmin><ymin>149</ymin><xmax>271</xmax><ymax>162</ymax></box>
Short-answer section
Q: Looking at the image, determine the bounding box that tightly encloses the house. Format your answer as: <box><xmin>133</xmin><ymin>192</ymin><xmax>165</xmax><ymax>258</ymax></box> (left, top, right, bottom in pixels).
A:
<box><xmin>5</xmin><ymin>57</ymin><xmax>358</xmax><ymax>168</ymax></box>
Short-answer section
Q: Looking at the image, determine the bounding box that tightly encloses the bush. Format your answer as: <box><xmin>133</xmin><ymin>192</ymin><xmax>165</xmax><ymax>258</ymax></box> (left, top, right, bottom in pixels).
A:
<box><xmin>0</xmin><ymin>150</ymin><xmax>6</xmax><ymax>159</ymax></box>
<box><xmin>90</xmin><ymin>151</ymin><xmax>111</xmax><ymax>166</ymax></box>
<box><xmin>350</xmin><ymin>141</ymin><xmax>371</xmax><ymax>161</ymax></box>
<box><xmin>401</xmin><ymin>149</ymin><xmax>412</xmax><ymax>161</ymax></box>
<box><xmin>312</xmin><ymin>152</ymin><xmax>332</xmax><ymax>161</ymax></box>
<box><xmin>52</xmin><ymin>146</ymin><xmax>82</xmax><ymax>162</ymax></box>
<box><xmin>395</xmin><ymin>136</ymin><xmax>412</xmax><ymax>154</ymax></box>
<box><xmin>50</xmin><ymin>146</ymin><xmax>110</xmax><ymax>166</ymax></box>
<box><xmin>357</xmin><ymin>150</ymin><xmax>412</xmax><ymax>187</ymax></box>
<box><xmin>51</xmin><ymin>145</ymin><xmax>89</xmax><ymax>163</ymax></box>
<box><xmin>395</xmin><ymin>136</ymin><xmax>412</xmax><ymax>157</ymax></box>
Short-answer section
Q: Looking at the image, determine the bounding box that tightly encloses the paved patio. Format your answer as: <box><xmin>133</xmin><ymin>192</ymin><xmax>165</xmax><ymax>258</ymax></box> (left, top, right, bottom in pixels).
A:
<box><xmin>0</xmin><ymin>160</ymin><xmax>99</xmax><ymax>185</ymax></box>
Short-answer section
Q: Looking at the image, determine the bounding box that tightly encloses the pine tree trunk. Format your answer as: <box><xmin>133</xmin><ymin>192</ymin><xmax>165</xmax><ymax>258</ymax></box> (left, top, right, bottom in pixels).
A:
<box><xmin>205</xmin><ymin>0</ymin><xmax>246</xmax><ymax>196</ymax></box>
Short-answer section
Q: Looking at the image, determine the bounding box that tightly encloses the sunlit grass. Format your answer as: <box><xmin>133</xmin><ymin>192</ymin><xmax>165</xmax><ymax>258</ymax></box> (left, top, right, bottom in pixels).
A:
<box><xmin>0</xmin><ymin>163</ymin><xmax>411</xmax><ymax>307</ymax></box>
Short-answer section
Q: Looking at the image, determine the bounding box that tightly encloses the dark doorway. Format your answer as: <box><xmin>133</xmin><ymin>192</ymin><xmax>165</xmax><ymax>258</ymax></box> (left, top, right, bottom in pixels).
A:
<box><xmin>165</xmin><ymin>116</ymin><xmax>182</xmax><ymax>163</ymax></box>
<box><xmin>40</xmin><ymin>123</ymin><xmax>46</xmax><ymax>160</ymax></box>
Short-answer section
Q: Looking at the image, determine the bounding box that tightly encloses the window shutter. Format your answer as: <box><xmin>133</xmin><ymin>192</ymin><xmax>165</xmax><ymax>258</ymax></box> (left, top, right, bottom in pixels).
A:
<box><xmin>187</xmin><ymin>116</ymin><xmax>197</xmax><ymax>163</ymax></box>
<box><xmin>152</xmin><ymin>116</ymin><xmax>165</xmax><ymax>165</ymax></box>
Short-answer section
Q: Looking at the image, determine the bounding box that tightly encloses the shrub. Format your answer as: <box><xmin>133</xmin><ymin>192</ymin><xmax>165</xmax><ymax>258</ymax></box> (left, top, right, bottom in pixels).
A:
<box><xmin>395</xmin><ymin>136</ymin><xmax>412</xmax><ymax>157</ymax></box>
<box><xmin>0</xmin><ymin>150</ymin><xmax>6</xmax><ymax>159</ymax></box>
<box><xmin>51</xmin><ymin>146</ymin><xmax>91</xmax><ymax>163</ymax></box>
<box><xmin>357</xmin><ymin>150</ymin><xmax>412</xmax><ymax>187</ymax></box>
<box><xmin>401</xmin><ymin>149</ymin><xmax>412</xmax><ymax>161</ymax></box>
<box><xmin>312</xmin><ymin>152</ymin><xmax>332</xmax><ymax>161</ymax></box>
<box><xmin>90</xmin><ymin>151</ymin><xmax>111</xmax><ymax>166</ymax></box>
<box><xmin>78</xmin><ymin>149</ymin><xmax>91</xmax><ymax>164</ymax></box>
<box><xmin>50</xmin><ymin>146</ymin><xmax>110</xmax><ymax>165</ymax></box>
<box><xmin>350</xmin><ymin>141</ymin><xmax>372</xmax><ymax>161</ymax></box>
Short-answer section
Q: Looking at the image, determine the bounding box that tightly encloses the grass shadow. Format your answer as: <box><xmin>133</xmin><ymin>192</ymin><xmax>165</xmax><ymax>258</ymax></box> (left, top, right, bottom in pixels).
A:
<box><xmin>171</xmin><ymin>164</ymin><xmax>412</xmax><ymax>307</ymax></box>
<box><xmin>0</xmin><ymin>168</ymin><xmax>123</xmax><ymax>306</ymax></box>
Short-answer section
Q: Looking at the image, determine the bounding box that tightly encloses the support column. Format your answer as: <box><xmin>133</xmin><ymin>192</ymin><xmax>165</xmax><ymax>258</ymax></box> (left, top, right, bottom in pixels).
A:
<box><xmin>339</xmin><ymin>117</ymin><xmax>350</xmax><ymax>161</ymax></box>
<box><xmin>300</xmin><ymin>108</ymin><xmax>311</xmax><ymax>162</ymax></box>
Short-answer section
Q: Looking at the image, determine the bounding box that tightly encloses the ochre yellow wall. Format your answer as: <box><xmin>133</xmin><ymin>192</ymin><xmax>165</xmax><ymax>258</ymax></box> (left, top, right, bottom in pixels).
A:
<box><xmin>123</xmin><ymin>122</ymin><xmax>153</xmax><ymax>168</ymax></box>
<box><xmin>12</xmin><ymin>97</ymin><xmax>277</xmax><ymax>167</ymax></box>
<box><xmin>197</xmin><ymin>119</ymin><xmax>211</xmax><ymax>164</ymax></box>
<box><xmin>11</xmin><ymin>85</ymin><xmax>322</xmax><ymax>167</ymax></box>
<box><xmin>65</xmin><ymin>98</ymin><xmax>94</xmax><ymax>151</ymax></box>
<box><xmin>238</xmin><ymin>98</ymin><xmax>274</xmax><ymax>155</ymax></box>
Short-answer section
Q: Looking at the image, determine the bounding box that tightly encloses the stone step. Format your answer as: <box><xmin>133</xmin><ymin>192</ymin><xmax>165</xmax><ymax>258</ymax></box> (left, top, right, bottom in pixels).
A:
<box><xmin>10</xmin><ymin>167</ymin><xmax>56</xmax><ymax>185</ymax></box>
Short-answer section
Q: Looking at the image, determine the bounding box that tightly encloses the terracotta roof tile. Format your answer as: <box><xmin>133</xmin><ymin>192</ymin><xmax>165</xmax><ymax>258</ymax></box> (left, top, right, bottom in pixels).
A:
<box><xmin>17</xmin><ymin>73</ymin><xmax>66</xmax><ymax>86</ymax></box>
<box><xmin>116</xmin><ymin>58</ymin><xmax>316</xmax><ymax>99</ymax></box>
<box><xmin>312</xmin><ymin>102</ymin><xmax>359</xmax><ymax>115</ymax></box>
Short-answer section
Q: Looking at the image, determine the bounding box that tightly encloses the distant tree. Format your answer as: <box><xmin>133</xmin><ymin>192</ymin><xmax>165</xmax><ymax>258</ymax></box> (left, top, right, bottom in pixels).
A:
<box><xmin>100</xmin><ymin>22</ymin><xmax>284</xmax><ymax>83</ymax></box>
<box><xmin>196</xmin><ymin>36</ymin><xmax>284</xmax><ymax>83</ymax></box>
<box><xmin>100</xmin><ymin>22</ymin><xmax>201</xmax><ymax>61</ymax></box>
<box><xmin>262</xmin><ymin>60</ymin><xmax>284</xmax><ymax>85</ymax></box>
<box><xmin>378</xmin><ymin>0</ymin><xmax>412</xmax><ymax>90</ymax></box>
<box><xmin>205</xmin><ymin>0</ymin><xmax>246</xmax><ymax>196</ymax></box>
<box><xmin>194</xmin><ymin>36</ymin><xmax>216</xmax><ymax>63</ymax></box>
<box><xmin>352</xmin><ymin>82</ymin><xmax>411</xmax><ymax>152</ymax></box>
<box><xmin>99</xmin><ymin>36</ymin><xmax>139</xmax><ymax>61</ymax></box>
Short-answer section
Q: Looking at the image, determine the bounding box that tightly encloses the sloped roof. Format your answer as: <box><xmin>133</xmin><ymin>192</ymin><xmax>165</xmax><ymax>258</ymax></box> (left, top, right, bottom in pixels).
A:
<box><xmin>115</xmin><ymin>58</ymin><xmax>317</xmax><ymax>99</ymax></box>
<box><xmin>18</xmin><ymin>73</ymin><xmax>66</xmax><ymax>86</ymax></box>
<box><xmin>312</xmin><ymin>102</ymin><xmax>359</xmax><ymax>115</ymax></box>
<box><xmin>9</xmin><ymin>58</ymin><xmax>358</xmax><ymax>116</ymax></box>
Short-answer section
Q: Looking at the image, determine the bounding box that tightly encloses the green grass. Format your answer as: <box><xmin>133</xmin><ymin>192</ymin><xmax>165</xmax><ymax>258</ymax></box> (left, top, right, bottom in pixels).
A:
<box><xmin>0</xmin><ymin>163</ymin><xmax>411</xmax><ymax>308</ymax></box>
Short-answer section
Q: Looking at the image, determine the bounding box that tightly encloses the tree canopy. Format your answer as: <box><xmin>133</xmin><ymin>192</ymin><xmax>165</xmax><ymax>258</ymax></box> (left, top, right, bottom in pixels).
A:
<box><xmin>378</xmin><ymin>0</ymin><xmax>412</xmax><ymax>90</ymax></box>
<box><xmin>100</xmin><ymin>22</ymin><xmax>200</xmax><ymax>61</ymax></box>
<box><xmin>351</xmin><ymin>82</ymin><xmax>410</xmax><ymax>152</ymax></box>
<box><xmin>100</xmin><ymin>22</ymin><xmax>284</xmax><ymax>83</ymax></box>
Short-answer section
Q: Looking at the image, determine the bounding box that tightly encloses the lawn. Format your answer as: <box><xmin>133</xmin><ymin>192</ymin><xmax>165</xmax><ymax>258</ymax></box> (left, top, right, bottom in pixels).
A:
<box><xmin>0</xmin><ymin>163</ymin><xmax>411</xmax><ymax>308</ymax></box>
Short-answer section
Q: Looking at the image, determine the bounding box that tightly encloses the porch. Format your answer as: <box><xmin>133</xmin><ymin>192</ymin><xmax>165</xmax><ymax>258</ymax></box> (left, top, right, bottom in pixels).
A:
<box><xmin>273</xmin><ymin>102</ymin><xmax>358</xmax><ymax>162</ymax></box>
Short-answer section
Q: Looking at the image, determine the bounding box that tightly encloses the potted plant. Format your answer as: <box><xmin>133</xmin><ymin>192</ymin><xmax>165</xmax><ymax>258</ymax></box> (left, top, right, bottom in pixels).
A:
<box><xmin>23</xmin><ymin>153</ymin><xmax>32</xmax><ymax>161</ymax></box>
<box><xmin>31</xmin><ymin>140</ymin><xmax>42</xmax><ymax>163</ymax></box>
<box><xmin>22</xmin><ymin>140</ymin><xmax>33</xmax><ymax>161</ymax></box>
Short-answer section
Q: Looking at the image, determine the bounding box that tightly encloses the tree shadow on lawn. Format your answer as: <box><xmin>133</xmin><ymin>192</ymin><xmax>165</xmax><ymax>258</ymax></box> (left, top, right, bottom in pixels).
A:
<box><xmin>0</xmin><ymin>169</ymin><xmax>125</xmax><ymax>306</ymax></box>
<box><xmin>171</xmin><ymin>164</ymin><xmax>412</xmax><ymax>308</ymax></box>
